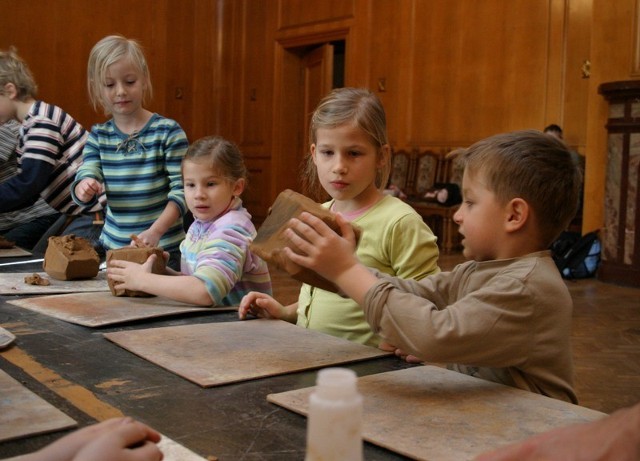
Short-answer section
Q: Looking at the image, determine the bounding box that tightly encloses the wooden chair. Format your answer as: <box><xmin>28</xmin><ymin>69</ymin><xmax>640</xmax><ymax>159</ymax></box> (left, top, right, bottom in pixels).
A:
<box><xmin>390</xmin><ymin>149</ymin><xmax>463</xmax><ymax>254</ymax></box>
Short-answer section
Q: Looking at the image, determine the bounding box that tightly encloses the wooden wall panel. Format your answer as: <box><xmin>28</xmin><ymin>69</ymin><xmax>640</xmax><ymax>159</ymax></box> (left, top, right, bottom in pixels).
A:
<box><xmin>408</xmin><ymin>0</ymin><xmax>551</xmax><ymax>147</ymax></box>
<box><xmin>361</xmin><ymin>0</ymin><xmax>414</xmax><ymax>148</ymax></box>
<box><xmin>277</xmin><ymin>0</ymin><xmax>355</xmax><ymax>29</ymax></box>
<box><xmin>561</xmin><ymin>0</ymin><xmax>592</xmax><ymax>152</ymax></box>
<box><xmin>239</xmin><ymin>0</ymin><xmax>270</xmax><ymax>149</ymax></box>
<box><xmin>1</xmin><ymin>0</ymin><xmax>618</xmax><ymax>231</ymax></box>
<box><xmin>584</xmin><ymin>0</ymin><xmax>637</xmax><ymax>233</ymax></box>
<box><xmin>0</xmin><ymin>0</ymin><xmax>172</xmax><ymax>131</ymax></box>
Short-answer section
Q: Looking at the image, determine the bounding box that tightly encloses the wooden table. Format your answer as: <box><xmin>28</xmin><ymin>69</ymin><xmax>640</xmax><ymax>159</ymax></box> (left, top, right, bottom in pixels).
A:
<box><xmin>0</xmin><ymin>257</ymin><xmax>411</xmax><ymax>460</ymax></box>
<box><xmin>0</xmin><ymin>256</ymin><xmax>605</xmax><ymax>460</ymax></box>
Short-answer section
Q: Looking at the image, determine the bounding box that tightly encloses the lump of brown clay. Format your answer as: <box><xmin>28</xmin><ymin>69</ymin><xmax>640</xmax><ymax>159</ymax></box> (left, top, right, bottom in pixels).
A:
<box><xmin>0</xmin><ymin>235</ymin><xmax>15</xmax><ymax>249</ymax></box>
<box><xmin>250</xmin><ymin>189</ymin><xmax>361</xmax><ymax>293</ymax></box>
<box><xmin>106</xmin><ymin>246</ymin><xmax>166</xmax><ymax>297</ymax></box>
<box><xmin>43</xmin><ymin>235</ymin><xmax>100</xmax><ymax>281</ymax></box>
<box><xmin>24</xmin><ymin>273</ymin><xmax>51</xmax><ymax>286</ymax></box>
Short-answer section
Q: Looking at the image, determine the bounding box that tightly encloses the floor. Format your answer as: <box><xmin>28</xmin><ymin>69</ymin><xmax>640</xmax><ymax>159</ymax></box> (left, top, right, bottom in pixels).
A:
<box><xmin>270</xmin><ymin>251</ymin><xmax>640</xmax><ymax>415</ymax></box>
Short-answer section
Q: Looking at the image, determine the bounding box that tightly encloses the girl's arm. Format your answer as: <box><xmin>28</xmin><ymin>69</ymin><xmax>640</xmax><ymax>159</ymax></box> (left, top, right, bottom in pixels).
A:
<box><xmin>107</xmin><ymin>255</ymin><xmax>213</xmax><ymax>306</ymax></box>
<box><xmin>135</xmin><ymin>201</ymin><xmax>181</xmax><ymax>247</ymax></box>
<box><xmin>238</xmin><ymin>293</ymin><xmax>298</xmax><ymax>322</ymax></box>
<box><xmin>71</xmin><ymin>130</ymin><xmax>105</xmax><ymax>207</ymax></box>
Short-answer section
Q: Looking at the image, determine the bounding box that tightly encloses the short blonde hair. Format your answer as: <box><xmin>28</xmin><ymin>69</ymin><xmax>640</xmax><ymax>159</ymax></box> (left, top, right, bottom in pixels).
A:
<box><xmin>0</xmin><ymin>47</ymin><xmax>38</xmax><ymax>100</ymax></box>
<box><xmin>87</xmin><ymin>35</ymin><xmax>152</xmax><ymax>114</ymax></box>
<box><xmin>462</xmin><ymin>130</ymin><xmax>582</xmax><ymax>246</ymax></box>
<box><xmin>303</xmin><ymin>87</ymin><xmax>390</xmax><ymax>201</ymax></box>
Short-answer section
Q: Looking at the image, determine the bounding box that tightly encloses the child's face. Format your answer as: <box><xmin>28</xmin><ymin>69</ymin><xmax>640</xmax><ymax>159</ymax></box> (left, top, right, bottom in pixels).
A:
<box><xmin>183</xmin><ymin>159</ymin><xmax>244</xmax><ymax>222</ymax></box>
<box><xmin>311</xmin><ymin>123</ymin><xmax>384</xmax><ymax>212</ymax></box>
<box><xmin>100</xmin><ymin>58</ymin><xmax>147</xmax><ymax>118</ymax></box>
<box><xmin>453</xmin><ymin>169</ymin><xmax>508</xmax><ymax>261</ymax></box>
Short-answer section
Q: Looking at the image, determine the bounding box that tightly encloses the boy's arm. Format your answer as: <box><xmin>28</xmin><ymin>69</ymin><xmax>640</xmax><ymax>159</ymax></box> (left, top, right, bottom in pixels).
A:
<box><xmin>0</xmin><ymin>157</ymin><xmax>53</xmax><ymax>212</ymax></box>
<box><xmin>284</xmin><ymin>212</ymin><xmax>379</xmax><ymax>305</ymax></box>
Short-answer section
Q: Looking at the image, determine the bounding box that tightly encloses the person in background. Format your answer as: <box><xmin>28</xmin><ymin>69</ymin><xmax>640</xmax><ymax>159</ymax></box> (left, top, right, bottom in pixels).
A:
<box><xmin>543</xmin><ymin>123</ymin><xmax>564</xmax><ymax>140</ymax></box>
<box><xmin>280</xmin><ymin>130</ymin><xmax>582</xmax><ymax>403</ymax></box>
<box><xmin>0</xmin><ymin>48</ymin><xmax>103</xmax><ymax>250</ymax></box>
<box><xmin>17</xmin><ymin>417</ymin><xmax>162</xmax><ymax>461</ymax></box>
<box><xmin>543</xmin><ymin>123</ymin><xmax>584</xmax><ymax>229</ymax></box>
<box><xmin>0</xmin><ymin>120</ymin><xmax>59</xmax><ymax>250</ymax></box>
<box><xmin>475</xmin><ymin>401</ymin><xmax>640</xmax><ymax>461</ymax></box>
<box><xmin>72</xmin><ymin>35</ymin><xmax>187</xmax><ymax>269</ymax></box>
<box><xmin>239</xmin><ymin>87</ymin><xmax>440</xmax><ymax>347</ymax></box>
<box><xmin>107</xmin><ymin>136</ymin><xmax>271</xmax><ymax>306</ymax></box>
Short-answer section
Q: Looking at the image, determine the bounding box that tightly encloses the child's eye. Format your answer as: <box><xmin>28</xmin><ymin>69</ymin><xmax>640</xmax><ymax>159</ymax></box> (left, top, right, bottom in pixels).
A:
<box><xmin>349</xmin><ymin>150</ymin><xmax>362</xmax><ymax>157</ymax></box>
<box><xmin>207</xmin><ymin>181</ymin><xmax>217</xmax><ymax>187</ymax></box>
<box><xmin>320</xmin><ymin>150</ymin><xmax>333</xmax><ymax>156</ymax></box>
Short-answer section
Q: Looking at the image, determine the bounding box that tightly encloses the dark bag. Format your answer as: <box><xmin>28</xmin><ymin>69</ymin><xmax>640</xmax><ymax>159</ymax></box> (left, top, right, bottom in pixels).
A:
<box><xmin>551</xmin><ymin>230</ymin><xmax>601</xmax><ymax>279</ymax></box>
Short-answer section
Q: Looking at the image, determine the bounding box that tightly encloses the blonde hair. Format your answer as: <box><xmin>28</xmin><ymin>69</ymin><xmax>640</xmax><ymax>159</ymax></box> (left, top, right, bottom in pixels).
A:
<box><xmin>182</xmin><ymin>136</ymin><xmax>248</xmax><ymax>186</ymax></box>
<box><xmin>87</xmin><ymin>35</ymin><xmax>152</xmax><ymax>114</ymax></box>
<box><xmin>462</xmin><ymin>130</ymin><xmax>582</xmax><ymax>245</ymax></box>
<box><xmin>0</xmin><ymin>47</ymin><xmax>38</xmax><ymax>100</ymax></box>
<box><xmin>303</xmin><ymin>87</ymin><xmax>390</xmax><ymax>201</ymax></box>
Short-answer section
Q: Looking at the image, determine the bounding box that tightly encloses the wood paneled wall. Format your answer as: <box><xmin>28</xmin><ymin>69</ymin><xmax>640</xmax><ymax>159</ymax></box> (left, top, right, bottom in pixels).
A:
<box><xmin>0</xmin><ymin>0</ymin><xmax>629</xmax><ymax>231</ymax></box>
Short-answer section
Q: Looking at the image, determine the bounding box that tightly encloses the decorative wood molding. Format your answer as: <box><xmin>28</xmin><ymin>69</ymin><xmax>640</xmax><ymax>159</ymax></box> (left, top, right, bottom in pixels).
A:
<box><xmin>633</xmin><ymin>0</ymin><xmax>640</xmax><ymax>75</ymax></box>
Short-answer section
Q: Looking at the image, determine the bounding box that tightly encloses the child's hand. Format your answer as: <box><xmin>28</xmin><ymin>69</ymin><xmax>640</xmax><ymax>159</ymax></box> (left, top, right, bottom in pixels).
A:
<box><xmin>31</xmin><ymin>417</ymin><xmax>162</xmax><ymax>461</ymax></box>
<box><xmin>72</xmin><ymin>417</ymin><xmax>163</xmax><ymax>461</ymax></box>
<box><xmin>284</xmin><ymin>212</ymin><xmax>359</xmax><ymax>283</ymax></box>
<box><xmin>107</xmin><ymin>255</ymin><xmax>156</xmax><ymax>293</ymax></box>
<box><xmin>75</xmin><ymin>179</ymin><xmax>104</xmax><ymax>203</ymax></box>
<box><xmin>379</xmin><ymin>341</ymin><xmax>424</xmax><ymax>363</ymax></box>
<box><xmin>133</xmin><ymin>229</ymin><xmax>162</xmax><ymax>248</ymax></box>
<box><xmin>238</xmin><ymin>292</ymin><xmax>287</xmax><ymax>320</ymax></box>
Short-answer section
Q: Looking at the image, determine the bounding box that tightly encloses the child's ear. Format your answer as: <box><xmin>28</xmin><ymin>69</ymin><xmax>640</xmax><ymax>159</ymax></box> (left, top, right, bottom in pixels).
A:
<box><xmin>233</xmin><ymin>178</ymin><xmax>246</xmax><ymax>196</ymax></box>
<box><xmin>504</xmin><ymin>197</ymin><xmax>529</xmax><ymax>233</ymax></box>
<box><xmin>2</xmin><ymin>83</ymin><xmax>17</xmax><ymax>99</ymax></box>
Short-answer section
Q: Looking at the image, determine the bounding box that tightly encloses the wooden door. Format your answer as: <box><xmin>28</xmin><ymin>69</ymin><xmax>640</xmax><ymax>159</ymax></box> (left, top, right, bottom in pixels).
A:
<box><xmin>271</xmin><ymin>41</ymin><xmax>336</xmax><ymax>203</ymax></box>
<box><xmin>302</xmin><ymin>43</ymin><xmax>334</xmax><ymax>150</ymax></box>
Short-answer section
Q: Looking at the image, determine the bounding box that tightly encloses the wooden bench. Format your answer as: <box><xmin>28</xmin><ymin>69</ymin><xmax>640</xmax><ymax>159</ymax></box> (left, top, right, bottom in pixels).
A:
<box><xmin>388</xmin><ymin>148</ymin><xmax>464</xmax><ymax>253</ymax></box>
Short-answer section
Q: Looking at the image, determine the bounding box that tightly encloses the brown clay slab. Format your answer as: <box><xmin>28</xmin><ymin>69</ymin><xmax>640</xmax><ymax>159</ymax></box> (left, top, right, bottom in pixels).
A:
<box><xmin>0</xmin><ymin>271</ymin><xmax>109</xmax><ymax>295</ymax></box>
<box><xmin>0</xmin><ymin>369</ymin><xmax>77</xmax><ymax>442</ymax></box>
<box><xmin>104</xmin><ymin>319</ymin><xmax>390</xmax><ymax>387</ymax></box>
<box><xmin>6</xmin><ymin>291</ymin><xmax>233</xmax><ymax>327</ymax></box>
<box><xmin>268</xmin><ymin>365</ymin><xmax>607</xmax><ymax>461</ymax></box>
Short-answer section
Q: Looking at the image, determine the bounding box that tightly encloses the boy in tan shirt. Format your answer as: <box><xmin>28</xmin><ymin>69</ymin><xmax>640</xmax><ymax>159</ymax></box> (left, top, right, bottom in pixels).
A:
<box><xmin>279</xmin><ymin>130</ymin><xmax>582</xmax><ymax>403</ymax></box>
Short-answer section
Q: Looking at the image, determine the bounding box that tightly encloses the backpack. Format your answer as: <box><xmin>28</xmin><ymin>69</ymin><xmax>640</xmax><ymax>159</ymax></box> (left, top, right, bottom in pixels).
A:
<box><xmin>550</xmin><ymin>230</ymin><xmax>601</xmax><ymax>279</ymax></box>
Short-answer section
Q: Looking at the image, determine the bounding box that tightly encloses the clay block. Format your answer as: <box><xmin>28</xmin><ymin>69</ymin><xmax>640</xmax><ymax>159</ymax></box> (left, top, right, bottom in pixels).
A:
<box><xmin>106</xmin><ymin>247</ymin><xmax>166</xmax><ymax>297</ymax></box>
<box><xmin>43</xmin><ymin>235</ymin><xmax>100</xmax><ymax>280</ymax></box>
<box><xmin>0</xmin><ymin>235</ymin><xmax>15</xmax><ymax>249</ymax></box>
<box><xmin>250</xmin><ymin>189</ymin><xmax>361</xmax><ymax>292</ymax></box>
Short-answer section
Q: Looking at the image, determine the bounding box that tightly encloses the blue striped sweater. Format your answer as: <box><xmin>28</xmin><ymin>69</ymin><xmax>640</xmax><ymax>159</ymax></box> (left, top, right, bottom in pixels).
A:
<box><xmin>71</xmin><ymin>114</ymin><xmax>187</xmax><ymax>252</ymax></box>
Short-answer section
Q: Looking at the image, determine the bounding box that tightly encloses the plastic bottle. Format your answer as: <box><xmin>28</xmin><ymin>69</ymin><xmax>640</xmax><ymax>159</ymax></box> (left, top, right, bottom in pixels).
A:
<box><xmin>305</xmin><ymin>367</ymin><xmax>363</xmax><ymax>461</ymax></box>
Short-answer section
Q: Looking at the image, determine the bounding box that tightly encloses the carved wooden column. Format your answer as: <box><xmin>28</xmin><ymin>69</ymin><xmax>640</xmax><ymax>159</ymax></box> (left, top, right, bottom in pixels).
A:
<box><xmin>597</xmin><ymin>80</ymin><xmax>640</xmax><ymax>286</ymax></box>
